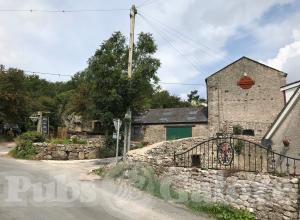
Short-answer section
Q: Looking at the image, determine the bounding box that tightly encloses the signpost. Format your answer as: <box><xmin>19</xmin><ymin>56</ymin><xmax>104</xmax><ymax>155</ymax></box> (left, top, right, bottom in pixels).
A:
<box><xmin>42</xmin><ymin>117</ymin><xmax>49</xmax><ymax>135</ymax></box>
<box><xmin>113</xmin><ymin>119</ymin><xmax>122</xmax><ymax>164</ymax></box>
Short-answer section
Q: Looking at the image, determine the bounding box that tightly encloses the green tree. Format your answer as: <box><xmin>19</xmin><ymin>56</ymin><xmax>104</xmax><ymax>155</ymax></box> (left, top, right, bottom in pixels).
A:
<box><xmin>0</xmin><ymin>66</ymin><xmax>29</xmax><ymax>126</ymax></box>
<box><xmin>148</xmin><ymin>90</ymin><xmax>190</xmax><ymax>108</ymax></box>
<box><xmin>73</xmin><ymin>32</ymin><xmax>160</xmax><ymax>133</ymax></box>
<box><xmin>187</xmin><ymin>90</ymin><xmax>206</xmax><ymax>104</ymax></box>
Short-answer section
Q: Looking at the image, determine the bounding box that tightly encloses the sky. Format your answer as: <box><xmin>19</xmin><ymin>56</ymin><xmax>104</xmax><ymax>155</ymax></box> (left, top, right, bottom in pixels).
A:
<box><xmin>0</xmin><ymin>0</ymin><xmax>300</xmax><ymax>100</ymax></box>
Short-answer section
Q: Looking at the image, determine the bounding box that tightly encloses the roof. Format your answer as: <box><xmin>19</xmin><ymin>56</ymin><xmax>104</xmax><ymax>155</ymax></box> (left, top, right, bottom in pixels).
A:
<box><xmin>205</xmin><ymin>56</ymin><xmax>287</xmax><ymax>82</ymax></box>
<box><xmin>264</xmin><ymin>86</ymin><xmax>300</xmax><ymax>139</ymax></box>
<box><xmin>280</xmin><ymin>80</ymin><xmax>300</xmax><ymax>91</ymax></box>
<box><xmin>133</xmin><ymin>107</ymin><xmax>208</xmax><ymax>125</ymax></box>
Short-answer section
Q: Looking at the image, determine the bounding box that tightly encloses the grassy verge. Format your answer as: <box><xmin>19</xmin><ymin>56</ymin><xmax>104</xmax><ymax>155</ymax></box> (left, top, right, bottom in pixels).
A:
<box><xmin>98</xmin><ymin>163</ymin><xmax>256</xmax><ymax>220</ymax></box>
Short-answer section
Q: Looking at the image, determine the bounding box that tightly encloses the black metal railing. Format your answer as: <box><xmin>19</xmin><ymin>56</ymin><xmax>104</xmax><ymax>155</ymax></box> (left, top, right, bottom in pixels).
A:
<box><xmin>174</xmin><ymin>137</ymin><xmax>300</xmax><ymax>176</ymax></box>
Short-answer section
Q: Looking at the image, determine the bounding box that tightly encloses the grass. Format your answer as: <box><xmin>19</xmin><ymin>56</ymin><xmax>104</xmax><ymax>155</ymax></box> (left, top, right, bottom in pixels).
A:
<box><xmin>9</xmin><ymin>142</ymin><xmax>37</xmax><ymax>159</ymax></box>
<box><xmin>102</xmin><ymin>163</ymin><xmax>256</xmax><ymax>220</ymax></box>
<box><xmin>47</xmin><ymin>138</ymin><xmax>87</xmax><ymax>145</ymax></box>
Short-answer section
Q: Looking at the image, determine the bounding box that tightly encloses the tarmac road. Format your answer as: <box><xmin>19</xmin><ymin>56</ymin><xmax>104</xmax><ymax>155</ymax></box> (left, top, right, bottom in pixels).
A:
<box><xmin>0</xmin><ymin>145</ymin><xmax>211</xmax><ymax>220</ymax></box>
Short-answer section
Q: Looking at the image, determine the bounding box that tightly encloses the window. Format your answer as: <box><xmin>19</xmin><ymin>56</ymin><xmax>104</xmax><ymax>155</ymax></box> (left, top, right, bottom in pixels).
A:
<box><xmin>242</xmin><ymin>129</ymin><xmax>255</xmax><ymax>136</ymax></box>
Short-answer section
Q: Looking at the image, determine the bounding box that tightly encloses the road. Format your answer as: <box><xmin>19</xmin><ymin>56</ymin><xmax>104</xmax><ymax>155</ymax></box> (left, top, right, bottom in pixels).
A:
<box><xmin>0</xmin><ymin>144</ymin><xmax>211</xmax><ymax>220</ymax></box>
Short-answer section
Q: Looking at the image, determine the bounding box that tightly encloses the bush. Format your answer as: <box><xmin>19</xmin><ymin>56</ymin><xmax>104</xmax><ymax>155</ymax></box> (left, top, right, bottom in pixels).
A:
<box><xmin>233</xmin><ymin>125</ymin><xmax>243</xmax><ymax>135</ymax></box>
<box><xmin>18</xmin><ymin>131</ymin><xmax>45</xmax><ymax>143</ymax></box>
<box><xmin>186</xmin><ymin>201</ymin><xmax>255</xmax><ymax>220</ymax></box>
<box><xmin>10</xmin><ymin>140</ymin><xmax>37</xmax><ymax>159</ymax></box>
<box><xmin>234</xmin><ymin>140</ymin><xmax>245</xmax><ymax>155</ymax></box>
<box><xmin>10</xmin><ymin>131</ymin><xmax>44</xmax><ymax>159</ymax></box>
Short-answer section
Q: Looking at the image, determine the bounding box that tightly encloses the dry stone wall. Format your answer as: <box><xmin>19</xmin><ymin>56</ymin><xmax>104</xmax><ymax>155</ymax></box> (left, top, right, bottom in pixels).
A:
<box><xmin>33</xmin><ymin>143</ymin><xmax>101</xmax><ymax>160</ymax></box>
<box><xmin>127</xmin><ymin>136</ymin><xmax>207</xmax><ymax>171</ymax></box>
<box><xmin>164</xmin><ymin>167</ymin><xmax>299</xmax><ymax>220</ymax></box>
<box><xmin>127</xmin><ymin>137</ymin><xmax>300</xmax><ymax>219</ymax></box>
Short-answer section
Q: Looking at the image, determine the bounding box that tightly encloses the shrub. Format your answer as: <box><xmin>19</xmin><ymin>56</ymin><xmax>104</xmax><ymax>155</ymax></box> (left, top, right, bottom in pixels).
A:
<box><xmin>186</xmin><ymin>201</ymin><xmax>256</xmax><ymax>220</ymax></box>
<box><xmin>10</xmin><ymin>131</ymin><xmax>44</xmax><ymax>159</ymax></box>
<box><xmin>10</xmin><ymin>140</ymin><xmax>37</xmax><ymax>159</ymax></box>
<box><xmin>233</xmin><ymin>125</ymin><xmax>243</xmax><ymax>135</ymax></box>
<box><xmin>17</xmin><ymin>131</ymin><xmax>45</xmax><ymax>143</ymax></box>
<box><xmin>234</xmin><ymin>140</ymin><xmax>245</xmax><ymax>155</ymax></box>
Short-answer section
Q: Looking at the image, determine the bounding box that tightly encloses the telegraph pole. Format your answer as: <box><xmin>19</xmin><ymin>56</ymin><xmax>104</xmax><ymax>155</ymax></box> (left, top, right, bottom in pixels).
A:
<box><xmin>123</xmin><ymin>5</ymin><xmax>137</xmax><ymax>161</ymax></box>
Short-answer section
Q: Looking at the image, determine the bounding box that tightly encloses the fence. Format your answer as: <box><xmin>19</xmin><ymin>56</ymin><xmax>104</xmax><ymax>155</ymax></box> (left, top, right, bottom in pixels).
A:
<box><xmin>174</xmin><ymin>136</ymin><xmax>300</xmax><ymax>176</ymax></box>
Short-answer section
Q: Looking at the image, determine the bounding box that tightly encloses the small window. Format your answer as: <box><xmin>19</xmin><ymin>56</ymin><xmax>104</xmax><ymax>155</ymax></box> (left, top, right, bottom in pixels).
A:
<box><xmin>242</xmin><ymin>129</ymin><xmax>255</xmax><ymax>136</ymax></box>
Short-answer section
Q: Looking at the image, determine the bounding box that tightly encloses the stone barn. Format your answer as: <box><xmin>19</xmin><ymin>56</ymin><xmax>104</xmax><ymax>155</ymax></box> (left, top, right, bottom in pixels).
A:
<box><xmin>206</xmin><ymin>56</ymin><xmax>287</xmax><ymax>139</ymax></box>
<box><xmin>131</xmin><ymin>107</ymin><xmax>208</xmax><ymax>145</ymax></box>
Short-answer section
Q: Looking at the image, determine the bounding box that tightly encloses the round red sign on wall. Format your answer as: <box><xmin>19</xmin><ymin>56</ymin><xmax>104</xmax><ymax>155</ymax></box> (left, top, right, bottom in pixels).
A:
<box><xmin>237</xmin><ymin>75</ymin><xmax>255</xmax><ymax>89</ymax></box>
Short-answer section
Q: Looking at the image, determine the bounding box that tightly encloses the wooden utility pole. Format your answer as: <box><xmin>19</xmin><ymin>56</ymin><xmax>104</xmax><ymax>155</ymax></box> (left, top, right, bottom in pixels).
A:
<box><xmin>123</xmin><ymin>5</ymin><xmax>137</xmax><ymax>160</ymax></box>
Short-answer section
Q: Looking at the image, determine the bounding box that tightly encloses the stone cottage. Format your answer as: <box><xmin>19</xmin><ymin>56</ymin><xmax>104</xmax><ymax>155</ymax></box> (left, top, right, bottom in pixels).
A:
<box><xmin>131</xmin><ymin>107</ymin><xmax>208</xmax><ymax>144</ymax></box>
<box><xmin>263</xmin><ymin>81</ymin><xmax>300</xmax><ymax>157</ymax></box>
<box><xmin>206</xmin><ymin>56</ymin><xmax>287</xmax><ymax>139</ymax></box>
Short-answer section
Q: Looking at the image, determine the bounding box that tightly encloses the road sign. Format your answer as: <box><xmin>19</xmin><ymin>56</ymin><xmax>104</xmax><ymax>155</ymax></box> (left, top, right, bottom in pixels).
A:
<box><xmin>113</xmin><ymin>119</ymin><xmax>122</xmax><ymax>164</ymax></box>
<box><xmin>113</xmin><ymin>119</ymin><xmax>122</xmax><ymax>131</ymax></box>
<box><xmin>42</xmin><ymin>117</ymin><xmax>49</xmax><ymax>135</ymax></box>
<box><xmin>112</xmin><ymin>133</ymin><xmax>121</xmax><ymax>140</ymax></box>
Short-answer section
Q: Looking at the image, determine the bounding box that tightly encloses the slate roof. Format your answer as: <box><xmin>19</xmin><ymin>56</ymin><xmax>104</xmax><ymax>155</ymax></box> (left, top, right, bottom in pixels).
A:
<box><xmin>133</xmin><ymin>107</ymin><xmax>208</xmax><ymax>125</ymax></box>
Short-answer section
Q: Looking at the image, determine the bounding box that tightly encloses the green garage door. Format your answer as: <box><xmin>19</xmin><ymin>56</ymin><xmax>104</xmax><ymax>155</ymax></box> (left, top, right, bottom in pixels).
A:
<box><xmin>166</xmin><ymin>127</ymin><xmax>192</xmax><ymax>140</ymax></box>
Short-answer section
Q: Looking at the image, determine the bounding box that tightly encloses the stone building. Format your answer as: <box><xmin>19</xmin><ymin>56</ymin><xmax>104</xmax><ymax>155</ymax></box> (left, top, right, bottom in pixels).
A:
<box><xmin>206</xmin><ymin>56</ymin><xmax>287</xmax><ymax>139</ymax></box>
<box><xmin>264</xmin><ymin>81</ymin><xmax>300</xmax><ymax>157</ymax></box>
<box><xmin>131</xmin><ymin>107</ymin><xmax>208</xmax><ymax>144</ymax></box>
<box><xmin>132</xmin><ymin>56</ymin><xmax>290</xmax><ymax>144</ymax></box>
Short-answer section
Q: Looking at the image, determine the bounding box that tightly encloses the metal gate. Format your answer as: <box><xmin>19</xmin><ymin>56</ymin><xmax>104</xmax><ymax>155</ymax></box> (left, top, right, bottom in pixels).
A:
<box><xmin>174</xmin><ymin>136</ymin><xmax>300</xmax><ymax>176</ymax></box>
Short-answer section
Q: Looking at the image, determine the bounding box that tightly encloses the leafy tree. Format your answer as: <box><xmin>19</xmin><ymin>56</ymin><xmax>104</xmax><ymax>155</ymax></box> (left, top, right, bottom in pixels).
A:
<box><xmin>0</xmin><ymin>66</ymin><xmax>29</xmax><ymax>126</ymax></box>
<box><xmin>73</xmin><ymin>32</ymin><xmax>160</xmax><ymax>133</ymax></box>
<box><xmin>148</xmin><ymin>90</ymin><xmax>190</xmax><ymax>108</ymax></box>
<box><xmin>187</xmin><ymin>90</ymin><xmax>206</xmax><ymax>104</ymax></box>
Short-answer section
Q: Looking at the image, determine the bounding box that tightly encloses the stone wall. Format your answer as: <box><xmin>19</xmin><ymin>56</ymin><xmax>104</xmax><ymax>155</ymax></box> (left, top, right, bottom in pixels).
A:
<box><xmin>207</xmin><ymin>57</ymin><xmax>286</xmax><ymax>138</ymax></box>
<box><xmin>164</xmin><ymin>167</ymin><xmax>299</xmax><ymax>220</ymax></box>
<box><xmin>131</xmin><ymin>124</ymin><xmax>209</xmax><ymax>145</ymax></box>
<box><xmin>33</xmin><ymin>143</ymin><xmax>101</xmax><ymax>160</ymax></box>
<box><xmin>127</xmin><ymin>136</ymin><xmax>207</xmax><ymax>172</ymax></box>
<box><xmin>127</xmin><ymin>137</ymin><xmax>300</xmax><ymax>219</ymax></box>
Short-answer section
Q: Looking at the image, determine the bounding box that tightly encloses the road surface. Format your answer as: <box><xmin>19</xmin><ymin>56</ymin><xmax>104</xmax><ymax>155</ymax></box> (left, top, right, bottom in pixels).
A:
<box><xmin>0</xmin><ymin>144</ymin><xmax>211</xmax><ymax>220</ymax></box>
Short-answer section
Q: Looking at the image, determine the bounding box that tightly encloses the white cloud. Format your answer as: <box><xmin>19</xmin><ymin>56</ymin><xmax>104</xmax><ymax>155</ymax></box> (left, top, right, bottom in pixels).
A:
<box><xmin>0</xmin><ymin>0</ymin><xmax>299</xmax><ymax>92</ymax></box>
<box><xmin>266</xmin><ymin>30</ymin><xmax>300</xmax><ymax>82</ymax></box>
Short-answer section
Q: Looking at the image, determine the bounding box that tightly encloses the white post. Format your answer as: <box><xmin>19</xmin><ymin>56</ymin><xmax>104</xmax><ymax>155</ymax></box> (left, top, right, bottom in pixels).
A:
<box><xmin>115</xmin><ymin>119</ymin><xmax>120</xmax><ymax>164</ymax></box>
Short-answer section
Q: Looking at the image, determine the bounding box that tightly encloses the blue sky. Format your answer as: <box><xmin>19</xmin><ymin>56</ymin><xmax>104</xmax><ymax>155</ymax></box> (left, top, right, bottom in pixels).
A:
<box><xmin>0</xmin><ymin>0</ymin><xmax>300</xmax><ymax>99</ymax></box>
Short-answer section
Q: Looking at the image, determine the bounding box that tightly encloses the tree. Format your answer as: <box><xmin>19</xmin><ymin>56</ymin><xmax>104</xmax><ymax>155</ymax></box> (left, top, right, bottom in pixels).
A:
<box><xmin>0</xmin><ymin>66</ymin><xmax>29</xmax><ymax>126</ymax></box>
<box><xmin>73</xmin><ymin>32</ymin><xmax>161</xmax><ymax>133</ymax></box>
<box><xmin>187</xmin><ymin>90</ymin><xmax>206</xmax><ymax>105</ymax></box>
<box><xmin>148</xmin><ymin>90</ymin><xmax>190</xmax><ymax>108</ymax></box>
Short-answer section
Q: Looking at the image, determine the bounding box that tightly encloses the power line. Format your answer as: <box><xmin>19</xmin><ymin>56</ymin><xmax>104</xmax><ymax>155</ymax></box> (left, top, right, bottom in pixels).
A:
<box><xmin>7</xmin><ymin>68</ymin><xmax>204</xmax><ymax>86</ymax></box>
<box><xmin>139</xmin><ymin>11</ymin><xmax>222</xmax><ymax>60</ymax></box>
<box><xmin>159</xmin><ymin>81</ymin><xmax>205</xmax><ymax>86</ymax></box>
<box><xmin>24</xmin><ymin>70</ymin><xmax>72</xmax><ymax>77</ymax></box>
<box><xmin>0</xmin><ymin>8</ymin><xmax>129</xmax><ymax>13</ymax></box>
<box><xmin>138</xmin><ymin>12</ymin><xmax>204</xmax><ymax>74</ymax></box>
<box><xmin>137</xmin><ymin>0</ymin><xmax>162</xmax><ymax>8</ymax></box>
